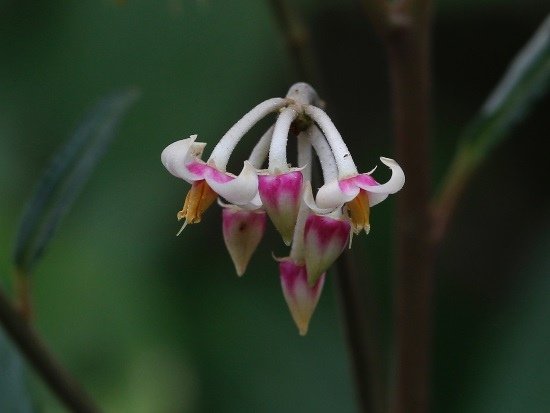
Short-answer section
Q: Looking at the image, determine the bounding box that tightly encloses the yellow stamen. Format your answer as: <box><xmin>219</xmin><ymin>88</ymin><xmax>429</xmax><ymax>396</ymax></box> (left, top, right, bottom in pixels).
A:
<box><xmin>346</xmin><ymin>189</ymin><xmax>370</xmax><ymax>234</ymax></box>
<box><xmin>177</xmin><ymin>180</ymin><xmax>217</xmax><ymax>226</ymax></box>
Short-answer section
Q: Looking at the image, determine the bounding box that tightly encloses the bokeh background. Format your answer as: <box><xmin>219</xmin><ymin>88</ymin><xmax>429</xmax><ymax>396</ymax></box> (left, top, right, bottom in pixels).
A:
<box><xmin>0</xmin><ymin>0</ymin><xmax>548</xmax><ymax>412</ymax></box>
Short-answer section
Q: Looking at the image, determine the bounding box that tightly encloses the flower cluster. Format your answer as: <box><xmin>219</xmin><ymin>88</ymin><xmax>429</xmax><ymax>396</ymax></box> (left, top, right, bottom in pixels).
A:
<box><xmin>161</xmin><ymin>83</ymin><xmax>404</xmax><ymax>335</ymax></box>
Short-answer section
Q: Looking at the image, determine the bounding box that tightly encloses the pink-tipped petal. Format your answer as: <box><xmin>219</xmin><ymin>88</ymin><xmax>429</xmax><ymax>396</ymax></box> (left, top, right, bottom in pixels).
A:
<box><xmin>258</xmin><ymin>171</ymin><xmax>303</xmax><ymax>245</ymax></box>
<box><xmin>206</xmin><ymin>161</ymin><xmax>259</xmax><ymax>206</ymax></box>
<box><xmin>316</xmin><ymin>179</ymin><xmax>358</xmax><ymax>210</ymax></box>
<box><xmin>222</xmin><ymin>208</ymin><xmax>266</xmax><ymax>276</ymax></box>
<box><xmin>304</xmin><ymin>215</ymin><xmax>351</xmax><ymax>285</ymax></box>
<box><xmin>347</xmin><ymin>174</ymin><xmax>387</xmax><ymax>207</ymax></box>
<box><xmin>187</xmin><ymin>162</ymin><xmax>233</xmax><ymax>184</ymax></box>
<box><xmin>161</xmin><ymin>135</ymin><xmax>207</xmax><ymax>183</ymax></box>
<box><xmin>279</xmin><ymin>259</ymin><xmax>325</xmax><ymax>335</ymax></box>
<box><xmin>354</xmin><ymin>157</ymin><xmax>405</xmax><ymax>206</ymax></box>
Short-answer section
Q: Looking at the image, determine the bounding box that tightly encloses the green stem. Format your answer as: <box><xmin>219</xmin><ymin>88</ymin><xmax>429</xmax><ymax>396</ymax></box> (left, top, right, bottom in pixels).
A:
<box><xmin>431</xmin><ymin>144</ymin><xmax>477</xmax><ymax>243</ymax></box>
<box><xmin>0</xmin><ymin>285</ymin><xmax>102</xmax><ymax>413</ymax></box>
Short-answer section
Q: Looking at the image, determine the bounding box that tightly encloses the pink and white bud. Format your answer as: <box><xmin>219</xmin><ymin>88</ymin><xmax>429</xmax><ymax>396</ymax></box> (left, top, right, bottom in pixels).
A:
<box><xmin>222</xmin><ymin>208</ymin><xmax>267</xmax><ymax>276</ymax></box>
<box><xmin>258</xmin><ymin>171</ymin><xmax>303</xmax><ymax>245</ymax></box>
<box><xmin>279</xmin><ymin>259</ymin><xmax>325</xmax><ymax>336</ymax></box>
<box><xmin>304</xmin><ymin>214</ymin><xmax>351</xmax><ymax>285</ymax></box>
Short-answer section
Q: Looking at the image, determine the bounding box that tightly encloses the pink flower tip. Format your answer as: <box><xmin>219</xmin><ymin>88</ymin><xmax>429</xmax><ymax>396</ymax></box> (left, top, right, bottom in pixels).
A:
<box><xmin>258</xmin><ymin>171</ymin><xmax>303</xmax><ymax>245</ymax></box>
<box><xmin>304</xmin><ymin>214</ymin><xmax>351</xmax><ymax>285</ymax></box>
<box><xmin>222</xmin><ymin>208</ymin><xmax>267</xmax><ymax>276</ymax></box>
<box><xmin>279</xmin><ymin>258</ymin><xmax>325</xmax><ymax>335</ymax></box>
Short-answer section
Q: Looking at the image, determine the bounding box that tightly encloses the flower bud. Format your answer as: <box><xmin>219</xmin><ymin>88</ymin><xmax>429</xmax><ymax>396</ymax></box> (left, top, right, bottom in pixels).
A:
<box><xmin>258</xmin><ymin>171</ymin><xmax>303</xmax><ymax>245</ymax></box>
<box><xmin>279</xmin><ymin>258</ymin><xmax>325</xmax><ymax>335</ymax></box>
<box><xmin>222</xmin><ymin>208</ymin><xmax>266</xmax><ymax>276</ymax></box>
<box><xmin>304</xmin><ymin>214</ymin><xmax>350</xmax><ymax>285</ymax></box>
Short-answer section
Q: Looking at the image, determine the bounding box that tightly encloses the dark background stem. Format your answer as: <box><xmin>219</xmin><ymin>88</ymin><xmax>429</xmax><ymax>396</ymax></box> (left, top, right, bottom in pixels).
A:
<box><xmin>0</xmin><ymin>287</ymin><xmax>102</xmax><ymax>413</ymax></box>
<box><xmin>385</xmin><ymin>2</ymin><xmax>434</xmax><ymax>413</ymax></box>
<box><xmin>336</xmin><ymin>252</ymin><xmax>386</xmax><ymax>413</ymax></box>
<box><xmin>268</xmin><ymin>0</ymin><xmax>323</xmax><ymax>87</ymax></box>
<box><xmin>14</xmin><ymin>269</ymin><xmax>33</xmax><ymax>321</ymax></box>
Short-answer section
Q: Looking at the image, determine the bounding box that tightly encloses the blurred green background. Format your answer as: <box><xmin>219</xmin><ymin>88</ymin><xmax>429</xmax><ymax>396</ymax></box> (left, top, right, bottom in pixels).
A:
<box><xmin>0</xmin><ymin>0</ymin><xmax>548</xmax><ymax>412</ymax></box>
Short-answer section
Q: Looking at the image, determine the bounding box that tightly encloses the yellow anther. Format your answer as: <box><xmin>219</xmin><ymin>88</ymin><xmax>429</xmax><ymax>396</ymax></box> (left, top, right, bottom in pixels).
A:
<box><xmin>177</xmin><ymin>180</ymin><xmax>217</xmax><ymax>225</ymax></box>
<box><xmin>346</xmin><ymin>189</ymin><xmax>370</xmax><ymax>234</ymax></box>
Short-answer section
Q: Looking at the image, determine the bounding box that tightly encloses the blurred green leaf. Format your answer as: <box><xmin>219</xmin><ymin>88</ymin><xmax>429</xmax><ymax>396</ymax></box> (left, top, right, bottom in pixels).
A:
<box><xmin>0</xmin><ymin>331</ymin><xmax>36</xmax><ymax>413</ymax></box>
<box><xmin>12</xmin><ymin>88</ymin><xmax>140</xmax><ymax>274</ymax></box>
<box><xmin>465</xmin><ymin>225</ymin><xmax>550</xmax><ymax>413</ymax></box>
<box><xmin>456</xmin><ymin>14</ymin><xmax>549</xmax><ymax>165</ymax></box>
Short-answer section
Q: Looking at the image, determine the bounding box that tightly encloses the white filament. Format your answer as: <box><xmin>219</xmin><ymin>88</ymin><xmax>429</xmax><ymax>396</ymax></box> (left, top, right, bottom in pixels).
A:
<box><xmin>248</xmin><ymin>126</ymin><xmax>274</xmax><ymax>168</ymax></box>
<box><xmin>297</xmin><ymin>132</ymin><xmax>312</xmax><ymax>182</ymax></box>
<box><xmin>304</xmin><ymin>105</ymin><xmax>358</xmax><ymax>178</ymax></box>
<box><xmin>268</xmin><ymin>107</ymin><xmax>298</xmax><ymax>172</ymax></box>
<box><xmin>308</xmin><ymin>125</ymin><xmax>338</xmax><ymax>183</ymax></box>
<box><xmin>209</xmin><ymin>97</ymin><xmax>288</xmax><ymax>171</ymax></box>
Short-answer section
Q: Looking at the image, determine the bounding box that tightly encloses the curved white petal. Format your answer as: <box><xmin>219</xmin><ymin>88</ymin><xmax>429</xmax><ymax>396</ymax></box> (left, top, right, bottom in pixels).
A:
<box><xmin>303</xmin><ymin>181</ymin><xmax>335</xmax><ymax>215</ymax></box>
<box><xmin>315</xmin><ymin>180</ymin><xmax>358</xmax><ymax>210</ymax></box>
<box><xmin>206</xmin><ymin>161</ymin><xmax>258</xmax><ymax>206</ymax></box>
<box><xmin>356</xmin><ymin>157</ymin><xmax>405</xmax><ymax>195</ymax></box>
<box><xmin>161</xmin><ymin>135</ymin><xmax>207</xmax><ymax>183</ymax></box>
<box><xmin>217</xmin><ymin>196</ymin><xmax>263</xmax><ymax>211</ymax></box>
<box><xmin>240</xmin><ymin>193</ymin><xmax>263</xmax><ymax>210</ymax></box>
<box><xmin>367</xmin><ymin>193</ymin><xmax>389</xmax><ymax>207</ymax></box>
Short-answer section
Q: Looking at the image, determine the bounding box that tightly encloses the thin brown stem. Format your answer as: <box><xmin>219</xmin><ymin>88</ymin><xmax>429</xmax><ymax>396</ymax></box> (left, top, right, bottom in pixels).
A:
<box><xmin>360</xmin><ymin>0</ymin><xmax>391</xmax><ymax>37</ymax></box>
<box><xmin>268</xmin><ymin>0</ymin><xmax>323</xmax><ymax>87</ymax></box>
<box><xmin>0</xmin><ymin>286</ymin><xmax>102</xmax><ymax>413</ymax></box>
<box><xmin>384</xmin><ymin>3</ymin><xmax>434</xmax><ymax>413</ymax></box>
<box><xmin>14</xmin><ymin>269</ymin><xmax>33</xmax><ymax>321</ymax></box>
<box><xmin>431</xmin><ymin>145</ymin><xmax>477</xmax><ymax>243</ymax></box>
<box><xmin>336</xmin><ymin>251</ymin><xmax>385</xmax><ymax>413</ymax></box>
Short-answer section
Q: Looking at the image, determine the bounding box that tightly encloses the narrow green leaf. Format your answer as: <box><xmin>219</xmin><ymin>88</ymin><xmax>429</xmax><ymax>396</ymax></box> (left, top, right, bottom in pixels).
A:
<box><xmin>12</xmin><ymin>88</ymin><xmax>140</xmax><ymax>274</ymax></box>
<box><xmin>434</xmin><ymin>15</ymin><xmax>549</xmax><ymax>224</ymax></box>
<box><xmin>0</xmin><ymin>331</ymin><xmax>36</xmax><ymax>413</ymax></box>
<box><xmin>455</xmin><ymin>15</ymin><xmax>549</xmax><ymax>165</ymax></box>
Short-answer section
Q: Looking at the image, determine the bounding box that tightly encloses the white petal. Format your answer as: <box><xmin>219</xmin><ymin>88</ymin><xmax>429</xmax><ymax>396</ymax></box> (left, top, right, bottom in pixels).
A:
<box><xmin>242</xmin><ymin>193</ymin><xmax>263</xmax><ymax>210</ymax></box>
<box><xmin>367</xmin><ymin>193</ymin><xmax>389</xmax><ymax>207</ymax></box>
<box><xmin>358</xmin><ymin>157</ymin><xmax>405</xmax><ymax>195</ymax></box>
<box><xmin>315</xmin><ymin>180</ymin><xmax>358</xmax><ymax>210</ymax></box>
<box><xmin>161</xmin><ymin>135</ymin><xmax>207</xmax><ymax>183</ymax></box>
<box><xmin>303</xmin><ymin>181</ymin><xmax>335</xmax><ymax>215</ymax></box>
<box><xmin>206</xmin><ymin>161</ymin><xmax>258</xmax><ymax>206</ymax></box>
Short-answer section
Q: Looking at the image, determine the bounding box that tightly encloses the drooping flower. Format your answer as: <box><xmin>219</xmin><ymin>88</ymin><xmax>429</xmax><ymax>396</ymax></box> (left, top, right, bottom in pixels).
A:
<box><xmin>319</xmin><ymin>157</ymin><xmax>404</xmax><ymax>234</ymax></box>
<box><xmin>279</xmin><ymin>258</ymin><xmax>325</xmax><ymax>336</ymax></box>
<box><xmin>221</xmin><ymin>205</ymin><xmax>267</xmax><ymax>276</ymax></box>
<box><xmin>258</xmin><ymin>170</ymin><xmax>303</xmax><ymax>245</ymax></box>
<box><xmin>161</xmin><ymin>135</ymin><xmax>260</xmax><ymax>232</ymax></box>
<box><xmin>257</xmin><ymin>85</ymin><xmax>319</xmax><ymax>245</ymax></box>
<box><xmin>295</xmin><ymin>180</ymin><xmax>351</xmax><ymax>286</ymax></box>
<box><xmin>304</xmin><ymin>105</ymin><xmax>405</xmax><ymax>234</ymax></box>
<box><xmin>304</xmin><ymin>214</ymin><xmax>350</xmax><ymax>285</ymax></box>
<box><xmin>161</xmin><ymin>82</ymin><xmax>405</xmax><ymax>335</ymax></box>
<box><xmin>161</xmin><ymin>96</ymin><xmax>289</xmax><ymax>229</ymax></box>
